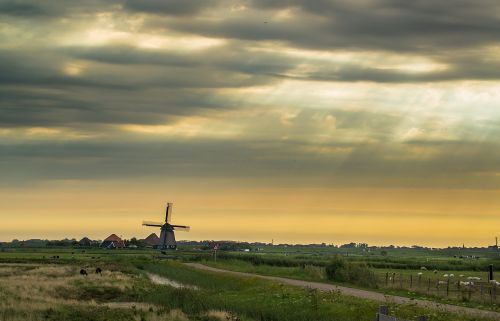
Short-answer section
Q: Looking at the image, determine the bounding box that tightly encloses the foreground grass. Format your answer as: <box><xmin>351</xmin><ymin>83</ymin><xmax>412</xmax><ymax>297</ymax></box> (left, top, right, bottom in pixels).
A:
<box><xmin>199</xmin><ymin>258</ymin><xmax>500</xmax><ymax>312</ymax></box>
<box><xmin>0</xmin><ymin>255</ymin><xmax>498</xmax><ymax>321</ymax></box>
<box><xmin>139</xmin><ymin>260</ymin><xmax>497</xmax><ymax>321</ymax></box>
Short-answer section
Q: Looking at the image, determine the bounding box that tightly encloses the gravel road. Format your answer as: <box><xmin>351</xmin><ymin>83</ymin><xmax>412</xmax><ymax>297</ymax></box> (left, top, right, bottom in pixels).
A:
<box><xmin>185</xmin><ymin>263</ymin><xmax>500</xmax><ymax>320</ymax></box>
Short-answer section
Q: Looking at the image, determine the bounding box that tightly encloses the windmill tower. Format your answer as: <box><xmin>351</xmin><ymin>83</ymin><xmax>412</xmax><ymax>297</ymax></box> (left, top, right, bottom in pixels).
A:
<box><xmin>142</xmin><ymin>203</ymin><xmax>190</xmax><ymax>250</ymax></box>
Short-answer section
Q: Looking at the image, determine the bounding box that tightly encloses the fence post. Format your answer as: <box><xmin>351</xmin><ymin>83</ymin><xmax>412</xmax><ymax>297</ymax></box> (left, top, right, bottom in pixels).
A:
<box><xmin>427</xmin><ymin>277</ymin><xmax>431</xmax><ymax>293</ymax></box>
<box><xmin>385</xmin><ymin>272</ymin><xmax>389</xmax><ymax>286</ymax></box>
<box><xmin>446</xmin><ymin>278</ymin><xmax>450</xmax><ymax>297</ymax></box>
<box><xmin>375</xmin><ymin>305</ymin><xmax>389</xmax><ymax>321</ymax></box>
<box><xmin>400</xmin><ymin>273</ymin><xmax>403</xmax><ymax>288</ymax></box>
<box><xmin>410</xmin><ymin>275</ymin><xmax>413</xmax><ymax>288</ymax></box>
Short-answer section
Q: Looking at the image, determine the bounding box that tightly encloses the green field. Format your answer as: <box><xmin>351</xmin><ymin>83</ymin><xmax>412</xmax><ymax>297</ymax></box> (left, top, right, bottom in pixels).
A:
<box><xmin>0</xmin><ymin>246</ymin><xmax>499</xmax><ymax>321</ymax></box>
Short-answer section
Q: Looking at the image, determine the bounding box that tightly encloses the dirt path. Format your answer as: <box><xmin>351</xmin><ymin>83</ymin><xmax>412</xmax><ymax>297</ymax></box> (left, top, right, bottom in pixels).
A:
<box><xmin>185</xmin><ymin>263</ymin><xmax>500</xmax><ymax>320</ymax></box>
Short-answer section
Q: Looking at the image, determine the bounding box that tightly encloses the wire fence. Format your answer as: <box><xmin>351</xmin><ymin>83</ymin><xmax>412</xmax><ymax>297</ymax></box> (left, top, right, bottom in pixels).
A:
<box><xmin>377</xmin><ymin>272</ymin><xmax>498</xmax><ymax>304</ymax></box>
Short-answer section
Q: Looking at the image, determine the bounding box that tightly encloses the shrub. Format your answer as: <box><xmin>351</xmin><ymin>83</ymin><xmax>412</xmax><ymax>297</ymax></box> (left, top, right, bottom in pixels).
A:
<box><xmin>325</xmin><ymin>256</ymin><xmax>378</xmax><ymax>288</ymax></box>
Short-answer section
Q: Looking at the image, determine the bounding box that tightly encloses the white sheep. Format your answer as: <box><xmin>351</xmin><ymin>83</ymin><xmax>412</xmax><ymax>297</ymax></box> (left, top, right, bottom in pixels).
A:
<box><xmin>489</xmin><ymin>280</ymin><xmax>500</xmax><ymax>286</ymax></box>
<box><xmin>460</xmin><ymin>281</ymin><xmax>474</xmax><ymax>286</ymax></box>
<box><xmin>420</xmin><ymin>267</ymin><xmax>427</xmax><ymax>270</ymax></box>
<box><xmin>467</xmin><ymin>277</ymin><xmax>481</xmax><ymax>281</ymax></box>
<box><xmin>438</xmin><ymin>280</ymin><xmax>447</xmax><ymax>285</ymax></box>
<box><xmin>459</xmin><ymin>274</ymin><xmax>464</xmax><ymax>278</ymax></box>
<box><xmin>449</xmin><ymin>274</ymin><xmax>454</xmax><ymax>277</ymax></box>
<box><xmin>417</xmin><ymin>272</ymin><xmax>423</xmax><ymax>276</ymax></box>
<box><xmin>443</xmin><ymin>274</ymin><xmax>449</xmax><ymax>278</ymax></box>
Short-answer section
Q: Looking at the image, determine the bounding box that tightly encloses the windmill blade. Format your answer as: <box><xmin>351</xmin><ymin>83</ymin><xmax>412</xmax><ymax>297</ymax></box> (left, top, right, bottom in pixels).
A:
<box><xmin>172</xmin><ymin>225</ymin><xmax>190</xmax><ymax>232</ymax></box>
<box><xmin>166</xmin><ymin>202</ymin><xmax>173</xmax><ymax>223</ymax></box>
<box><xmin>142</xmin><ymin>220</ymin><xmax>163</xmax><ymax>227</ymax></box>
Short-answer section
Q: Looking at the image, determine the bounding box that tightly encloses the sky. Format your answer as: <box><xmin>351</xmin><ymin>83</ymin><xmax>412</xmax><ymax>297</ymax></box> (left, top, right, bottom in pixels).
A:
<box><xmin>1</xmin><ymin>0</ymin><xmax>500</xmax><ymax>247</ymax></box>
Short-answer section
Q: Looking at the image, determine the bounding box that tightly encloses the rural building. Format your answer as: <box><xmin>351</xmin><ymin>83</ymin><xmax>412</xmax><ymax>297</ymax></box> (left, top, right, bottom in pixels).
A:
<box><xmin>78</xmin><ymin>237</ymin><xmax>92</xmax><ymax>247</ymax></box>
<box><xmin>100</xmin><ymin>234</ymin><xmax>125</xmax><ymax>249</ymax></box>
<box><xmin>143</xmin><ymin>233</ymin><xmax>160</xmax><ymax>248</ymax></box>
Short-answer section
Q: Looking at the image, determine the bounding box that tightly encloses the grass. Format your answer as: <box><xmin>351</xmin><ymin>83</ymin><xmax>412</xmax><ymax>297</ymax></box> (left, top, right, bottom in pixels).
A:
<box><xmin>199</xmin><ymin>257</ymin><xmax>500</xmax><ymax>312</ymax></box>
<box><xmin>0</xmin><ymin>247</ymin><xmax>499</xmax><ymax>321</ymax></box>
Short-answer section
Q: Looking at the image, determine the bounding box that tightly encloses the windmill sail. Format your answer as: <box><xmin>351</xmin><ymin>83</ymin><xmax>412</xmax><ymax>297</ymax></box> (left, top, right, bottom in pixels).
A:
<box><xmin>166</xmin><ymin>202</ymin><xmax>173</xmax><ymax>223</ymax></box>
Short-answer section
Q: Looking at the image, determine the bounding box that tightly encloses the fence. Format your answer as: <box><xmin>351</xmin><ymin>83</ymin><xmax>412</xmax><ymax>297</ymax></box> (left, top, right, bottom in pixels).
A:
<box><xmin>379</xmin><ymin>272</ymin><xmax>498</xmax><ymax>304</ymax></box>
<box><xmin>375</xmin><ymin>306</ymin><xmax>427</xmax><ymax>321</ymax></box>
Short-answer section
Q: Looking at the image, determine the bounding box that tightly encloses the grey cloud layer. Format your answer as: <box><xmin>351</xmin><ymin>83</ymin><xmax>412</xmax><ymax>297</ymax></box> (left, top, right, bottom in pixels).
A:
<box><xmin>1</xmin><ymin>0</ymin><xmax>500</xmax><ymax>189</ymax></box>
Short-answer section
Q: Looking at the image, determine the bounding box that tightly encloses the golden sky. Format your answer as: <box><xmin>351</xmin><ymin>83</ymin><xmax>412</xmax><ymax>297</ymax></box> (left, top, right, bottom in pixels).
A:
<box><xmin>1</xmin><ymin>1</ymin><xmax>500</xmax><ymax>246</ymax></box>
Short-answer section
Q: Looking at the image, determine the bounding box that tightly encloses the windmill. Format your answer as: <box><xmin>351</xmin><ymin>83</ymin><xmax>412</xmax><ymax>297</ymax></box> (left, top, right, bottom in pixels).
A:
<box><xmin>142</xmin><ymin>203</ymin><xmax>190</xmax><ymax>250</ymax></box>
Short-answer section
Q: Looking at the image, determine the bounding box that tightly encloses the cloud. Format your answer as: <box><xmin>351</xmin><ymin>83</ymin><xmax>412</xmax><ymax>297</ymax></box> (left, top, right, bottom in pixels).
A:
<box><xmin>1</xmin><ymin>0</ymin><xmax>500</xmax><ymax>192</ymax></box>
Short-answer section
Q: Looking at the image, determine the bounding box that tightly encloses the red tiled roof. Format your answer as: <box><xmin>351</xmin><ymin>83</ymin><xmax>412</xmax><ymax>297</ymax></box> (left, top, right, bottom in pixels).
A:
<box><xmin>104</xmin><ymin>234</ymin><xmax>122</xmax><ymax>242</ymax></box>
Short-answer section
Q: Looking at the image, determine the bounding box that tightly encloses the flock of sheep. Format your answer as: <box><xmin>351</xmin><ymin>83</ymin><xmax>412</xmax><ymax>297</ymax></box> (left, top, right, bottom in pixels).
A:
<box><xmin>414</xmin><ymin>267</ymin><xmax>500</xmax><ymax>287</ymax></box>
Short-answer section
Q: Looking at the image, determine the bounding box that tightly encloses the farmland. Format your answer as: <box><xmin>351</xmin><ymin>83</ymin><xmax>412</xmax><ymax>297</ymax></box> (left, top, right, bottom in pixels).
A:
<box><xmin>0</xmin><ymin>245</ymin><xmax>499</xmax><ymax>321</ymax></box>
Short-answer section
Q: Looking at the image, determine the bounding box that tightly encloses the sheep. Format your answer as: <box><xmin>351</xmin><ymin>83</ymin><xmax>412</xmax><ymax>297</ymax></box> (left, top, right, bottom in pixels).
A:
<box><xmin>95</xmin><ymin>267</ymin><xmax>102</xmax><ymax>275</ymax></box>
<box><xmin>420</xmin><ymin>267</ymin><xmax>427</xmax><ymax>270</ymax></box>
<box><xmin>443</xmin><ymin>274</ymin><xmax>449</xmax><ymax>278</ymax></box>
<box><xmin>459</xmin><ymin>274</ymin><xmax>465</xmax><ymax>278</ymax></box>
<box><xmin>489</xmin><ymin>280</ymin><xmax>500</xmax><ymax>286</ymax></box>
<box><xmin>438</xmin><ymin>280</ymin><xmax>447</xmax><ymax>285</ymax></box>
<box><xmin>449</xmin><ymin>274</ymin><xmax>454</xmax><ymax>277</ymax></box>
<box><xmin>460</xmin><ymin>281</ymin><xmax>474</xmax><ymax>286</ymax></box>
<box><xmin>467</xmin><ymin>276</ymin><xmax>481</xmax><ymax>281</ymax></box>
<box><xmin>433</xmin><ymin>270</ymin><xmax>438</xmax><ymax>274</ymax></box>
<box><xmin>80</xmin><ymin>269</ymin><xmax>88</xmax><ymax>276</ymax></box>
<box><xmin>417</xmin><ymin>272</ymin><xmax>423</xmax><ymax>276</ymax></box>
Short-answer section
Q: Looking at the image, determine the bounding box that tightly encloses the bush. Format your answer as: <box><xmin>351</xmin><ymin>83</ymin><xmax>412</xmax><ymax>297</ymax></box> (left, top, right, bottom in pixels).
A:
<box><xmin>325</xmin><ymin>256</ymin><xmax>378</xmax><ymax>288</ymax></box>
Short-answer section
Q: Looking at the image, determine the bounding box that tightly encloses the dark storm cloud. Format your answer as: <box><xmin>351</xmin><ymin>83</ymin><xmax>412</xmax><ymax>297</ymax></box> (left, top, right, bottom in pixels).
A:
<box><xmin>2</xmin><ymin>137</ymin><xmax>500</xmax><ymax>189</ymax></box>
<box><xmin>0</xmin><ymin>0</ymin><xmax>116</xmax><ymax>17</ymax></box>
<box><xmin>1</xmin><ymin>0</ymin><xmax>500</xmax><ymax>191</ymax></box>
<box><xmin>157</xmin><ymin>0</ymin><xmax>500</xmax><ymax>53</ymax></box>
<box><xmin>0</xmin><ymin>85</ymin><xmax>238</xmax><ymax>127</ymax></box>
<box><xmin>122</xmin><ymin>0</ymin><xmax>218</xmax><ymax>15</ymax></box>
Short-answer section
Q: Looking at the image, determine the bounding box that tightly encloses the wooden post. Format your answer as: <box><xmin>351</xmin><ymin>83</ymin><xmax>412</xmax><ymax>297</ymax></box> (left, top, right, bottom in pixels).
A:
<box><xmin>446</xmin><ymin>278</ymin><xmax>450</xmax><ymax>297</ymax></box>
<box><xmin>385</xmin><ymin>272</ymin><xmax>389</xmax><ymax>286</ymax></box>
<box><xmin>399</xmin><ymin>273</ymin><xmax>403</xmax><ymax>288</ymax></box>
<box><xmin>375</xmin><ymin>305</ymin><xmax>389</xmax><ymax>321</ymax></box>
<box><xmin>418</xmin><ymin>274</ymin><xmax>422</xmax><ymax>287</ymax></box>
<box><xmin>392</xmin><ymin>273</ymin><xmax>396</xmax><ymax>286</ymax></box>
<box><xmin>427</xmin><ymin>277</ymin><xmax>431</xmax><ymax>293</ymax></box>
<box><xmin>468</xmin><ymin>283</ymin><xmax>472</xmax><ymax>301</ymax></box>
<box><xmin>410</xmin><ymin>275</ymin><xmax>413</xmax><ymax>288</ymax></box>
<box><xmin>489</xmin><ymin>264</ymin><xmax>494</xmax><ymax>281</ymax></box>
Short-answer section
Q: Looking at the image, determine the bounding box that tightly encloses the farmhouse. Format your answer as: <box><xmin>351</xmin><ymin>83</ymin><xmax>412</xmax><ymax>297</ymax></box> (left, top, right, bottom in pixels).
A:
<box><xmin>100</xmin><ymin>234</ymin><xmax>125</xmax><ymax>249</ymax></box>
<box><xmin>78</xmin><ymin>237</ymin><xmax>93</xmax><ymax>247</ymax></box>
<box><xmin>143</xmin><ymin>233</ymin><xmax>160</xmax><ymax>248</ymax></box>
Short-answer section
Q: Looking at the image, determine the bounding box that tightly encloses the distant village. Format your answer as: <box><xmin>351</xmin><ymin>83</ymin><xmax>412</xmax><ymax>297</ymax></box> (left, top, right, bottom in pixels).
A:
<box><xmin>1</xmin><ymin>235</ymin><xmax>499</xmax><ymax>253</ymax></box>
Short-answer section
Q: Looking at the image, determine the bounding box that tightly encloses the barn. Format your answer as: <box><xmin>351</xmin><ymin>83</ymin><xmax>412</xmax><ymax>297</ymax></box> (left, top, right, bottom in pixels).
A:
<box><xmin>100</xmin><ymin>234</ymin><xmax>125</xmax><ymax>249</ymax></box>
<box><xmin>143</xmin><ymin>233</ymin><xmax>160</xmax><ymax>248</ymax></box>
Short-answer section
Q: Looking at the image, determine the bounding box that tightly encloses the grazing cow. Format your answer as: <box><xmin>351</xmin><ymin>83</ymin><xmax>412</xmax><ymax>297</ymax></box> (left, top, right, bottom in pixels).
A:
<box><xmin>80</xmin><ymin>269</ymin><xmax>88</xmax><ymax>276</ymax></box>
<box><xmin>95</xmin><ymin>267</ymin><xmax>102</xmax><ymax>275</ymax></box>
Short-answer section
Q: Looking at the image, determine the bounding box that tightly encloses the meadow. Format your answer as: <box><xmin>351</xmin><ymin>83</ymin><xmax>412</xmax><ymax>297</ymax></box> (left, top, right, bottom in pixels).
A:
<box><xmin>0</xmin><ymin>246</ymin><xmax>499</xmax><ymax>321</ymax></box>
